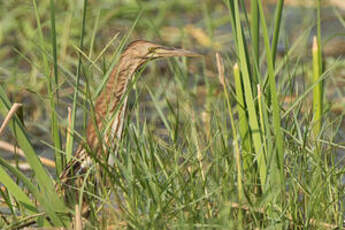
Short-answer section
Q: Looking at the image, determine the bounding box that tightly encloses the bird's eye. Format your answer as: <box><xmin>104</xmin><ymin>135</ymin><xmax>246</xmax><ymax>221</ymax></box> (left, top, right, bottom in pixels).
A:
<box><xmin>148</xmin><ymin>47</ymin><xmax>159</xmax><ymax>53</ymax></box>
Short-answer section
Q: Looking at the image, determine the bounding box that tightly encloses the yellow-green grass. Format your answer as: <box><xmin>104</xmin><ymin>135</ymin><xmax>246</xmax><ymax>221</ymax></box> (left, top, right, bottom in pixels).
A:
<box><xmin>0</xmin><ymin>0</ymin><xmax>344</xmax><ymax>228</ymax></box>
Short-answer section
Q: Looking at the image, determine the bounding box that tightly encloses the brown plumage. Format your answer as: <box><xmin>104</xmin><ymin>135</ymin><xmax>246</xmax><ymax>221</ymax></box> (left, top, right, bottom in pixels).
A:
<box><xmin>57</xmin><ymin>40</ymin><xmax>199</xmax><ymax>206</ymax></box>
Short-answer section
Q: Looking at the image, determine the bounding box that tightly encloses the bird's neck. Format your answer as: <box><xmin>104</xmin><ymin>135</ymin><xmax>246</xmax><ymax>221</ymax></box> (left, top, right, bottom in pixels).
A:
<box><xmin>103</xmin><ymin>54</ymin><xmax>143</xmax><ymax>121</ymax></box>
<box><xmin>86</xmin><ymin>54</ymin><xmax>143</xmax><ymax>152</ymax></box>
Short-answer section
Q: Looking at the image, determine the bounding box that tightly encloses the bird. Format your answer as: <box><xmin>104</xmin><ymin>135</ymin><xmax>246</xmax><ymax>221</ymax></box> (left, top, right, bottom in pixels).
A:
<box><xmin>57</xmin><ymin>40</ymin><xmax>199</xmax><ymax>208</ymax></box>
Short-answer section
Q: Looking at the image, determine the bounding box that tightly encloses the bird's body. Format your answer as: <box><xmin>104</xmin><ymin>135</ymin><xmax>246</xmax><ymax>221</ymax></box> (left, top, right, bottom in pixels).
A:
<box><xmin>57</xmin><ymin>40</ymin><xmax>199</xmax><ymax>204</ymax></box>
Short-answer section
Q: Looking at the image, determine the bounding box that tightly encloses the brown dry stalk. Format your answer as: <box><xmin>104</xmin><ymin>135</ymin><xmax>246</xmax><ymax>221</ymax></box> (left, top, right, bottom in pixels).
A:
<box><xmin>0</xmin><ymin>103</ymin><xmax>22</xmax><ymax>136</ymax></box>
<box><xmin>0</xmin><ymin>141</ymin><xmax>55</xmax><ymax>168</ymax></box>
<box><xmin>216</xmin><ymin>52</ymin><xmax>225</xmax><ymax>87</ymax></box>
<box><xmin>74</xmin><ymin>204</ymin><xmax>82</xmax><ymax>230</ymax></box>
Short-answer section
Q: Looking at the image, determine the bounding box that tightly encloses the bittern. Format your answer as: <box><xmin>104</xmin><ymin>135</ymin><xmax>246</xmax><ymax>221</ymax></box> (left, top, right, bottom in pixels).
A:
<box><xmin>58</xmin><ymin>40</ymin><xmax>199</xmax><ymax>206</ymax></box>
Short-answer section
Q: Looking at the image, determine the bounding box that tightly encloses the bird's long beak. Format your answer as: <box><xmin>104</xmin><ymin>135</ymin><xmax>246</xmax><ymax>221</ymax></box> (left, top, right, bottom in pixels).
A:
<box><xmin>153</xmin><ymin>46</ymin><xmax>201</xmax><ymax>58</ymax></box>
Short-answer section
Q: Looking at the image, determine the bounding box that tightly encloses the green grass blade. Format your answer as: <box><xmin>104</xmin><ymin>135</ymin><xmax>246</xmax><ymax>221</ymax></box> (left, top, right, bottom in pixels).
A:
<box><xmin>233</xmin><ymin>0</ymin><xmax>266</xmax><ymax>188</ymax></box>
<box><xmin>313</xmin><ymin>0</ymin><xmax>324</xmax><ymax>137</ymax></box>
<box><xmin>233</xmin><ymin>62</ymin><xmax>252</xmax><ymax>172</ymax></box>
<box><xmin>257</xmin><ymin>85</ymin><xmax>273</xmax><ymax>166</ymax></box>
<box><xmin>250</xmin><ymin>0</ymin><xmax>259</xmax><ymax>86</ymax></box>
<box><xmin>271</xmin><ymin>0</ymin><xmax>284</xmax><ymax>65</ymax></box>
<box><xmin>49</xmin><ymin>0</ymin><xmax>63</xmax><ymax>175</ymax></box>
<box><xmin>0</xmin><ymin>157</ymin><xmax>66</xmax><ymax>226</ymax></box>
<box><xmin>316</xmin><ymin>0</ymin><xmax>323</xmax><ymax>75</ymax></box>
<box><xmin>33</xmin><ymin>0</ymin><xmax>62</xmax><ymax>172</ymax></box>
<box><xmin>65</xmin><ymin>0</ymin><xmax>88</xmax><ymax>163</ymax></box>
<box><xmin>257</xmin><ymin>0</ymin><xmax>284</xmax><ymax>189</ymax></box>
<box><xmin>250</xmin><ymin>0</ymin><xmax>259</xmax><ymax>61</ymax></box>
<box><xmin>218</xmin><ymin>56</ymin><xmax>244</xmax><ymax>202</ymax></box>
<box><xmin>0</xmin><ymin>86</ymin><xmax>66</xmax><ymax>214</ymax></box>
<box><xmin>312</xmin><ymin>37</ymin><xmax>322</xmax><ymax>137</ymax></box>
<box><xmin>0</xmin><ymin>165</ymin><xmax>37</xmax><ymax>214</ymax></box>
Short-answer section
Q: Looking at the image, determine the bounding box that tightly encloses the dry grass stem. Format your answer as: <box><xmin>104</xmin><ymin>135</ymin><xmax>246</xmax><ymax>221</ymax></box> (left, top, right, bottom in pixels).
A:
<box><xmin>216</xmin><ymin>52</ymin><xmax>225</xmax><ymax>87</ymax></box>
<box><xmin>0</xmin><ymin>141</ymin><xmax>55</xmax><ymax>168</ymax></box>
<box><xmin>74</xmin><ymin>204</ymin><xmax>82</xmax><ymax>230</ymax></box>
<box><xmin>0</xmin><ymin>103</ymin><xmax>22</xmax><ymax>136</ymax></box>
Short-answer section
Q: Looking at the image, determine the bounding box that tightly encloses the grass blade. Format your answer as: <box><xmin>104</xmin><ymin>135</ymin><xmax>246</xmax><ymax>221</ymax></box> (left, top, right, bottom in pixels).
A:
<box><xmin>312</xmin><ymin>36</ymin><xmax>322</xmax><ymax>137</ymax></box>
<box><xmin>271</xmin><ymin>0</ymin><xmax>284</xmax><ymax>64</ymax></box>
<box><xmin>0</xmin><ymin>86</ymin><xmax>67</xmax><ymax>214</ymax></box>
<box><xmin>0</xmin><ymin>157</ymin><xmax>66</xmax><ymax>226</ymax></box>
<box><xmin>65</xmin><ymin>0</ymin><xmax>88</xmax><ymax>163</ymax></box>
<box><xmin>0</xmin><ymin>165</ymin><xmax>37</xmax><ymax>214</ymax></box>
<box><xmin>217</xmin><ymin>55</ymin><xmax>244</xmax><ymax>202</ymax></box>
<box><xmin>49</xmin><ymin>0</ymin><xmax>63</xmax><ymax>175</ymax></box>
<box><xmin>257</xmin><ymin>0</ymin><xmax>284</xmax><ymax>189</ymax></box>
<box><xmin>233</xmin><ymin>0</ymin><xmax>266</xmax><ymax>189</ymax></box>
<box><xmin>233</xmin><ymin>62</ymin><xmax>252</xmax><ymax>173</ymax></box>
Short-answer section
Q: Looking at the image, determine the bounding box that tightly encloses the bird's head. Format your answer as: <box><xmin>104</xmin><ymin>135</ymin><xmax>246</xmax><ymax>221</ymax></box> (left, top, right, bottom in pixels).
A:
<box><xmin>124</xmin><ymin>40</ymin><xmax>200</xmax><ymax>62</ymax></box>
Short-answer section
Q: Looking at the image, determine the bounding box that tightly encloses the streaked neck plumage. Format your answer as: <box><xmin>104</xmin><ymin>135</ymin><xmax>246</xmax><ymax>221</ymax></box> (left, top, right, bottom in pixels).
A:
<box><xmin>85</xmin><ymin>46</ymin><xmax>147</xmax><ymax>163</ymax></box>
